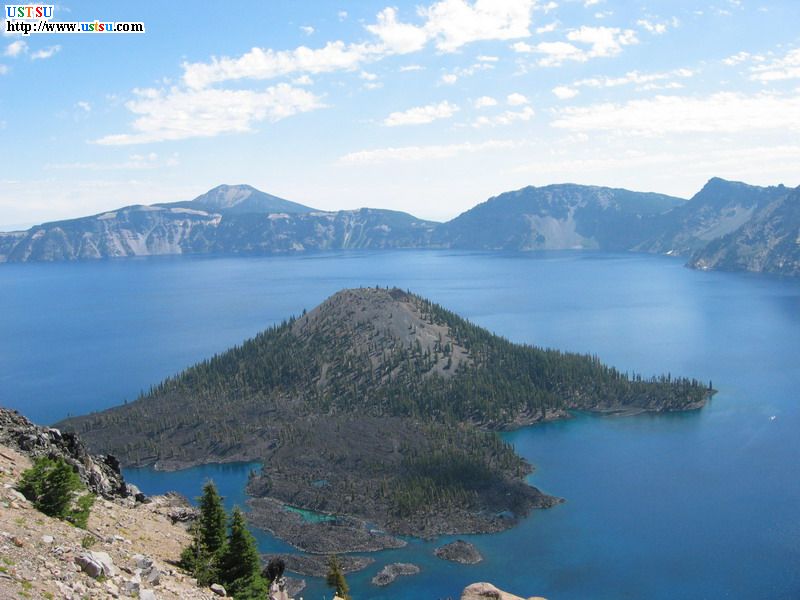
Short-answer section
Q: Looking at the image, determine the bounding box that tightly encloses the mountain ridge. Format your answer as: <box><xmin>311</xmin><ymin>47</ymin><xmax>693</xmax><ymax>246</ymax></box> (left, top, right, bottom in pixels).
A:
<box><xmin>2</xmin><ymin>178</ymin><xmax>797</xmax><ymax>276</ymax></box>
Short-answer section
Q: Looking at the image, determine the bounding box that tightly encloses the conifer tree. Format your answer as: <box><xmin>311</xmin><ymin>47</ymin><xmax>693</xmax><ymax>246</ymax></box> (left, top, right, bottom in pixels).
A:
<box><xmin>326</xmin><ymin>554</ymin><xmax>351</xmax><ymax>599</ymax></box>
<box><xmin>18</xmin><ymin>456</ymin><xmax>93</xmax><ymax>528</ymax></box>
<box><xmin>198</xmin><ymin>480</ymin><xmax>227</xmax><ymax>556</ymax></box>
<box><xmin>180</xmin><ymin>480</ymin><xmax>227</xmax><ymax>585</ymax></box>
<box><xmin>218</xmin><ymin>507</ymin><xmax>268</xmax><ymax>599</ymax></box>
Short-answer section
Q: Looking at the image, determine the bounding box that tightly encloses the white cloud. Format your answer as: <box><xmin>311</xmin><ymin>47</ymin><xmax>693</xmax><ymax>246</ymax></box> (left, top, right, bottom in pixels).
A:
<box><xmin>538</xmin><ymin>2</ymin><xmax>558</xmax><ymax>13</ymax></box>
<box><xmin>76</xmin><ymin>101</ymin><xmax>91</xmax><ymax>112</ymax></box>
<box><xmin>338</xmin><ymin>10</ymin><xmax>348</xmax><ymax>21</ymax></box>
<box><xmin>300</xmin><ymin>25</ymin><xmax>315</xmax><ymax>36</ymax></box>
<box><xmin>476</xmin><ymin>55</ymin><xmax>499</xmax><ymax>62</ymax></box>
<box><xmin>182</xmin><ymin>41</ymin><xmax>375</xmax><ymax>89</ymax></box>
<box><xmin>584</xmin><ymin>0</ymin><xmax>602</xmax><ymax>6</ymax></box>
<box><xmin>0</xmin><ymin>64</ymin><xmax>7</xmax><ymax>75</ymax></box>
<box><xmin>507</xmin><ymin>92</ymin><xmax>529</xmax><ymax>105</ymax></box>
<box><xmin>567</xmin><ymin>26</ymin><xmax>638</xmax><ymax>58</ymax></box>
<box><xmin>722</xmin><ymin>51</ymin><xmax>754</xmax><ymax>66</ymax></box>
<box><xmin>95</xmin><ymin>83</ymin><xmax>323</xmax><ymax>145</ymax></box>
<box><xmin>181</xmin><ymin>2</ymin><xmax>535</xmax><ymax>89</ymax></box>
<box><xmin>553</xmin><ymin>85</ymin><xmax>579</xmax><ymax>99</ymax></box>
<box><xmin>552</xmin><ymin>92</ymin><xmax>800</xmax><ymax>135</ymax></box>
<box><xmin>399</xmin><ymin>64</ymin><xmax>424</xmax><ymax>72</ymax></box>
<box><xmin>4</xmin><ymin>40</ymin><xmax>26</xmax><ymax>57</ymax></box>
<box><xmin>473</xmin><ymin>95</ymin><xmax>498</xmax><ymax>108</ymax></box>
<box><xmin>366</xmin><ymin>7</ymin><xmax>429</xmax><ymax>54</ymax></box>
<box><xmin>514</xmin><ymin>26</ymin><xmax>637</xmax><ymax>66</ymax></box>
<box><xmin>514</xmin><ymin>40</ymin><xmax>583</xmax><ymax>65</ymax></box>
<box><xmin>570</xmin><ymin>67</ymin><xmax>695</xmax><ymax>90</ymax></box>
<box><xmin>636</xmin><ymin>19</ymin><xmax>675</xmax><ymax>35</ymax></box>
<box><xmin>360</xmin><ymin>70</ymin><xmax>378</xmax><ymax>80</ymax></box>
<box><xmin>383</xmin><ymin>100</ymin><xmax>459</xmax><ymax>126</ymax></box>
<box><xmin>440</xmin><ymin>73</ymin><xmax>458</xmax><ymax>84</ymax></box>
<box><xmin>535</xmin><ymin>22</ymin><xmax>558</xmax><ymax>34</ymax></box>
<box><xmin>419</xmin><ymin>0</ymin><xmax>535</xmax><ymax>52</ymax></box>
<box><xmin>473</xmin><ymin>106</ymin><xmax>535</xmax><ymax>127</ymax></box>
<box><xmin>292</xmin><ymin>74</ymin><xmax>313</xmax><ymax>85</ymax></box>
<box><xmin>337</xmin><ymin>139</ymin><xmax>519</xmax><ymax>165</ymax></box>
<box><xmin>30</xmin><ymin>45</ymin><xmax>60</xmax><ymax>60</ymax></box>
<box><xmin>749</xmin><ymin>48</ymin><xmax>800</xmax><ymax>82</ymax></box>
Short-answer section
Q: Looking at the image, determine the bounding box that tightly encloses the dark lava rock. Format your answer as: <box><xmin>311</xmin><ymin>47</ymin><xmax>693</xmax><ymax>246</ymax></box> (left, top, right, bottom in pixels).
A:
<box><xmin>434</xmin><ymin>540</ymin><xmax>483</xmax><ymax>564</ymax></box>
<box><xmin>262</xmin><ymin>553</ymin><xmax>374</xmax><ymax>578</ymax></box>
<box><xmin>0</xmin><ymin>407</ymin><xmax>131</xmax><ymax>500</ymax></box>
<box><xmin>371</xmin><ymin>562</ymin><xmax>421</xmax><ymax>586</ymax></box>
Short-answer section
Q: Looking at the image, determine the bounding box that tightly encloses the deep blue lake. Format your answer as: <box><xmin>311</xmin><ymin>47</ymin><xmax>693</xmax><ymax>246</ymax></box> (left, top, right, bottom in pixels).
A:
<box><xmin>2</xmin><ymin>250</ymin><xmax>799</xmax><ymax>599</ymax></box>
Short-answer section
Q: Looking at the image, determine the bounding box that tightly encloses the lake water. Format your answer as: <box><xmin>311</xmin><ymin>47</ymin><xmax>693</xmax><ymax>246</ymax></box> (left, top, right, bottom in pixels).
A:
<box><xmin>2</xmin><ymin>250</ymin><xmax>799</xmax><ymax>599</ymax></box>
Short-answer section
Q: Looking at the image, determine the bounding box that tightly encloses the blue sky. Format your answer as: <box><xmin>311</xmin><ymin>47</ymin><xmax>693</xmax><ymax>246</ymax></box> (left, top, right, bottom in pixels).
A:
<box><xmin>1</xmin><ymin>0</ymin><xmax>799</xmax><ymax>228</ymax></box>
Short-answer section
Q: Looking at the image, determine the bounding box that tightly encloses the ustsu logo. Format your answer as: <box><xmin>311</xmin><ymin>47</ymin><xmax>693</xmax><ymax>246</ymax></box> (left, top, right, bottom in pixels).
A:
<box><xmin>5</xmin><ymin>4</ymin><xmax>55</xmax><ymax>19</ymax></box>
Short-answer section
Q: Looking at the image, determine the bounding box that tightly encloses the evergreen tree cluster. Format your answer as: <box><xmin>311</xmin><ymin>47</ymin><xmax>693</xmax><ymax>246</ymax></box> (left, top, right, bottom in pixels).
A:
<box><xmin>180</xmin><ymin>481</ymin><xmax>267</xmax><ymax>600</ymax></box>
<box><xmin>17</xmin><ymin>456</ymin><xmax>95</xmax><ymax>528</ymax></box>
<box><xmin>391</xmin><ymin>424</ymin><xmax>529</xmax><ymax>517</ymax></box>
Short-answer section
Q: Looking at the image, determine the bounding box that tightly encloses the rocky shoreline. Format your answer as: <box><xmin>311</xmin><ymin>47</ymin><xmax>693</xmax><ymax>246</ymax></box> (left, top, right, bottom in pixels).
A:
<box><xmin>247</xmin><ymin>496</ymin><xmax>406</xmax><ymax>554</ymax></box>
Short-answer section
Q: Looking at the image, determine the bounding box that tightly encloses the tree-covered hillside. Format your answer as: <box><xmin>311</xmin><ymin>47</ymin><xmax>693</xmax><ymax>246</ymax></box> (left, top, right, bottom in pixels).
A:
<box><xmin>59</xmin><ymin>287</ymin><xmax>711</xmax><ymax>538</ymax></box>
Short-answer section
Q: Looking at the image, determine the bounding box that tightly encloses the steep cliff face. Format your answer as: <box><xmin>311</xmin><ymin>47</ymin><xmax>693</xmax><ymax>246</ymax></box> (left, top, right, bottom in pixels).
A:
<box><xmin>209</xmin><ymin>208</ymin><xmax>436</xmax><ymax>253</ymax></box>
<box><xmin>3</xmin><ymin>178</ymin><xmax>799</xmax><ymax>276</ymax></box>
<box><xmin>3</xmin><ymin>206</ymin><xmax>222</xmax><ymax>262</ymax></box>
<box><xmin>633</xmin><ymin>178</ymin><xmax>791</xmax><ymax>256</ymax></box>
<box><xmin>434</xmin><ymin>183</ymin><xmax>682</xmax><ymax>251</ymax></box>
<box><xmin>0</xmin><ymin>186</ymin><xmax>436</xmax><ymax>262</ymax></box>
<box><xmin>688</xmin><ymin>186</ymin><xmax>800</xmax><ymax>275</ymax></box>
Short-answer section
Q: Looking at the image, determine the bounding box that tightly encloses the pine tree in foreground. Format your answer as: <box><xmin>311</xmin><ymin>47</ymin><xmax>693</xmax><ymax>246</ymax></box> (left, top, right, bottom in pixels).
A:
<box><xmin>326</xmin><ymin>554</ymin><xmax>351</xmax><ymax>600</ymax></box>
<box><xmin>198</xmin><ymin>480</ymin><xmax>228</xmax><ymax>555</ymax></box>
<box><xmin>180</xmin><ymin>480</ymin><xmax>228</xmax><ymax>586</ymax></box>
<box><xmin>218</xmin><ymin>507</ymin><xmax>268</xmax><ymax>600</ymax></box>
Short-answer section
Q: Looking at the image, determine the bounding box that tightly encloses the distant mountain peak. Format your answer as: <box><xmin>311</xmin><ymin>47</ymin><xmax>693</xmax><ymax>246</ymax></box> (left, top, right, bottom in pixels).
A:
<box><xmin>185</xmin><ymin>184</ymin><xmax>316</xmax><ymax>214</ymax></box>
<box><xmin>195</xmin><ymin>184</ymin><xmax>256</xmax><ymax>209</ymax></box>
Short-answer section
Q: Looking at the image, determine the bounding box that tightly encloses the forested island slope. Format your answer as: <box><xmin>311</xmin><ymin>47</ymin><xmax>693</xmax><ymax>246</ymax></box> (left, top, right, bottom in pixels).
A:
<box><xmin>60</xmin><ymin>288</ymin><xmax>712</xmax><ymax>541</ymax></box>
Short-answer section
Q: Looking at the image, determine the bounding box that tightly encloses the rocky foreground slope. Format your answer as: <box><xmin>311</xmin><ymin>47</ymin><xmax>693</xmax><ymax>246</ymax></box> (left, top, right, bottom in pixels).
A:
<box><xmin>0</xmin><ymin>440</ymin><xmax>219</xmax><ymax>599</ymax></box>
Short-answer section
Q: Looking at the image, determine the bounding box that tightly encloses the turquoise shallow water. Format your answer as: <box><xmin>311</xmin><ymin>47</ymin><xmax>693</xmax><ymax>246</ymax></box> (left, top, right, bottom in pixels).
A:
<box><xmin>2</xmin><ymin>250</ymin><xmax>799</xmax><ymax>599</ymax></box>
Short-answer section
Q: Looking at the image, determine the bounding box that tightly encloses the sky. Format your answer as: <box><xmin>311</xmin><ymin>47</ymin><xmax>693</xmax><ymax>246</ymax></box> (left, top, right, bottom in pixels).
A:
<box><xmin>1</xmin><ymin>0</ymin><xmax>799</xmax><ymax>228</ymax></box>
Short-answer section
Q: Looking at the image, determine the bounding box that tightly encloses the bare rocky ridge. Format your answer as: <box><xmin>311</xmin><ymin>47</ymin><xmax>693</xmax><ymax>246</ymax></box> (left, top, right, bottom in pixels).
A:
<box><xmin>461</xmin><ymin>582</ymin><xmax>547</xmax><ymax>600</ymax></box>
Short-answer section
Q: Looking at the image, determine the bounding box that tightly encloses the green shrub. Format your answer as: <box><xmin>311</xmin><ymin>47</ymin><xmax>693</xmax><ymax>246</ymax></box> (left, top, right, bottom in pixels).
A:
<box><xmin>17</xmin><ymin>457</ymin><xmax>94</xmax><ymax>528</ymax></box>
